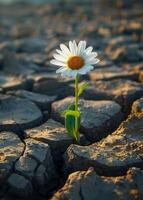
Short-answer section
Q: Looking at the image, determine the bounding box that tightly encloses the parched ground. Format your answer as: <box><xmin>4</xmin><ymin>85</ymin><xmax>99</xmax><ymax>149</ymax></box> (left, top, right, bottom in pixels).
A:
<box><xmin>0</xmin><ymin>0</ymin><xmax>143</xmax><ymax>200</ymax></box>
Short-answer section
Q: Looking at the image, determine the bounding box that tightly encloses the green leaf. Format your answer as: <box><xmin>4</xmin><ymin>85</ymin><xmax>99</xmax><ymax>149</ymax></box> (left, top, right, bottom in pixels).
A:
<box><xmin>78</xmin><ymin>82</ymin><xmax>88</xmax><ymax>97</ymax></box>
<box><xmin>62</xmin><ymin>104</ymin><xmax>75</xmax><ymax>116</ymax></box>
<box><xmin>65</xmin><ymin>110</ymin><xmax>80</xmax><ymax>118</ymax></box>
<box><xmin>65</xmin><ymin>104</ymin><xmax>80</xmax><ymax>139</ymax></box>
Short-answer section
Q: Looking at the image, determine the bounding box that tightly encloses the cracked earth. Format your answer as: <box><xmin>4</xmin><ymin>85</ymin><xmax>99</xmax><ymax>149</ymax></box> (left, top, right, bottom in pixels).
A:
<box><xmin>0</xmin><ymin>0</ymin><xmax>143</xmax><ymax>199</ymax></box>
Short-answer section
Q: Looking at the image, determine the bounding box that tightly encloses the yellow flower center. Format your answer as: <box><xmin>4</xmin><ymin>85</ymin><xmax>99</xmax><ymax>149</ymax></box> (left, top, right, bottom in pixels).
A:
<box><xmin>67</xmin><ymin>56</ymin><xmax>84</xmax><ymax>70</ymax></box>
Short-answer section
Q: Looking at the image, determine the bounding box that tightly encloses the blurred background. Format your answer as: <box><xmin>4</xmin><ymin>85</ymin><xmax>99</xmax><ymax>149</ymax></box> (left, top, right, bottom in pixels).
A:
<box><xmin>0</xmin><ymin>0</ymin><xmax>143</xmax><ymax>84</ymax></box>
<box><xmin>0</xmin><ymin>1</ymin><xmax>143</xmax><ymax>199</ymax></box>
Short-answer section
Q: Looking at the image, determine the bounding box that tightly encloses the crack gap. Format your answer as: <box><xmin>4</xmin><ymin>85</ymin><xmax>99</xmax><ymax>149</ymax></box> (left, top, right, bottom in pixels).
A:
<box><xmin>79</xmin><ymin>184</ymin><xmax>85</xmax><ymax>200</ymax></box>
<box><xmin>11</xmin><ymin>121</ymin><xmax>27</xmax><ymax>174</ymax></box>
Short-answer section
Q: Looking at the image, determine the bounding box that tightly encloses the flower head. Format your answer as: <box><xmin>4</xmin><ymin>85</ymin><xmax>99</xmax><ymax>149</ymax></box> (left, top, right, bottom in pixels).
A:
<box><xmin>50</xmin><ymin>40</ymin><xmax>100</xmax><ymax>77</ymax></box>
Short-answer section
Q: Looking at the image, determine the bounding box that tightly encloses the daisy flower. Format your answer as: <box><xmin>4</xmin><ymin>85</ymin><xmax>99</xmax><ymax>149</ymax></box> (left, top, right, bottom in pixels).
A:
<box><xmin>50</xmin><ymin>40</ymin><xmax>100</xmax><ymax>77</ymax></box>
<box><xmin>50</xmin><ymin>40</ymin><xmax>100</xmax><ymax>144</ymax></box>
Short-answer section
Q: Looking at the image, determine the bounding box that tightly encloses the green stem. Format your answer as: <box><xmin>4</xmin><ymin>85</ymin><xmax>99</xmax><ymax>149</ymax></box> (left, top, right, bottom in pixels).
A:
<box><xmin>75</xmin><ymin>75</ymin><xmax>79</xmax><ymax>143</ymax></box>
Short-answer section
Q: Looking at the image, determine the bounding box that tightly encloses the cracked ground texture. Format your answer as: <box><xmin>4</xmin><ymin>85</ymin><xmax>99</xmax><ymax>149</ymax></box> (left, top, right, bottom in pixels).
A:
<box><xmin>0</xmin><ymin>0</ymin><xmax>143</xmax><ymax>199</ymax></box>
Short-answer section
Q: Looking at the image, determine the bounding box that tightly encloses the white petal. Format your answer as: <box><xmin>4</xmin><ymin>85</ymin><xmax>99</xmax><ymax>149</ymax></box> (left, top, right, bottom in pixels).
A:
<box><xmin>90</xmin><ymin>52</ymin><xmax>98</xmax><ymax>57</ymax></box>
<box><xmin>87</xmin><ymin>58</ymin><xmax>100</xmax><ymax>65</ymax></box>
<box><xmin>60</xmin><ymin>44</ymin><xmax>71</xmax><ymax>57</ymax></box>
<box><xmin>82</xmin><ymin>41</ymin><xmax>87</xmax><ymax>50</ymax></box>
<box><xmin>70</xmin><ymin>70</ymin><xmax>78</xmax><ymax>77</ymax></box>
<box><xmin>77</xmin><ymin>41</ymin><xmax>83</xmax><ymax>55</ymax></box>
<box><xmin>56</xmin><ymin>66</ymin><xmax>67</xmax><ymax>73</ymax></box>
<box><xmin>78</xmin><ymin>68</ymin><xmax>87</xmax><ymax>75</ymax></box>
<box><xmin>85</xmin><ymin>52</ymin><xmax>98</xmax><ymax>60</ymax></box>
<box><xmin>53</xmin><ymin>53</ymin><xmax>66</xmax><ymax>62</ymax></box>
<box><xmin>61</xmin><ymin>69</ymin><xmax>71</xmax><ymax>77</ymax></box>
<box><xmin>82</xmin><ymin>53</ymin><xmax>91</xmax><ymax>60</ymax></box>
<box><xmin>85</xmin><ymin>46</ymin><xmax>93</xmax><ymax>54</ymax></box>
<box><xmin>92</xmin><ymin>51</ymin><xmax>98</xmax><ymax>56</ymax></box>
<box><xmin>62</xmin><ymin>68</ymin><xmax>77</xmax><ymax>77</ymax></box>
<box><xmin>85</xmin><ymin>54</ymin><xmax>98</xmax><ymax>64</ymax></box>
<box><xmin>86</xmin><ymin>65</ymin><xmax>94</xmax><ymax>70</ymax></box>
<box><xmin>50</xmin><ymin>59</ymin><xmax>67</xmax><ymax>67</ymax></box>
<box><xmin>73</xmin><ymin>40</ymin><xmax>78</xmax><ymax>55</ymax></box>
<box><xmin>56</xmin><ymin>49</ymin><xmax>68</xmax><ymax>59</ymax></box>
<box><xmin>78</xmin><ymin>65</ymin><xmax>94</xmax><ymax>75</ymax></box>
<box><xmin>69</xmin><ymin>41</ymin><xmax>74</xmax><ymax>55</ymax></box>
<box><xmin>80</xmin><ymin>41</ymin><xmax>87</xmax><ymax>55</ymax></box>
<box><xmin>61</xmin><ymin>69</ymin><xmax>70</xmax><ymax>76</ymax></box>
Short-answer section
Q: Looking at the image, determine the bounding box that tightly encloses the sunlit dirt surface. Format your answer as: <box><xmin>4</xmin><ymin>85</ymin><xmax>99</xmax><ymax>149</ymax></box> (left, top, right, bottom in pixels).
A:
<box><xmin>0</xmin><ymin>0</ymin><xmax>143</xmax><ymax>199</ymax></box>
